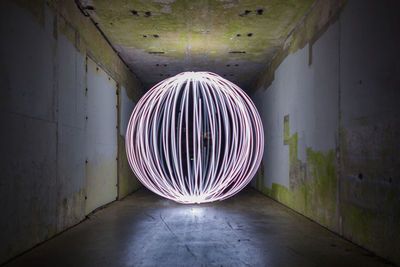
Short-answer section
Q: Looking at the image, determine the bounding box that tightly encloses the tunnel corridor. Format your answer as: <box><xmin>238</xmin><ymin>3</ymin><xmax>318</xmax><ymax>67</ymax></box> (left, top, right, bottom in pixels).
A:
<box><xmin>1</xmin><ymin>0</ymin><xmax>399</xmax><ymax>266</ymax></box>
<box><xmin>4</xmin><ymin>188</ymin><xmax>390</xmax><ymax>267</ymax></box>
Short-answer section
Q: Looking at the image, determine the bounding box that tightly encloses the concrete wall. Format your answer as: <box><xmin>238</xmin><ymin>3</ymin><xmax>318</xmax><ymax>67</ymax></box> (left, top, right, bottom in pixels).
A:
<box><xmin>251</xmin><ymin>0</ymin><xmax>400</xmax><ymax>264</ymax></box>
<box><xmin>118</xmin><ymin>85</ymin><xmax>141</xmax><ymax>199</ymax></box>
<box><xmin>84</xmin><ymin>57</ymin><xmax>118</xmax><ymax>214</ymax></box>
<box><xmin>0</xmin><ymin>0</ymin><xmax>142</xmax><ymax>263</ymax></box>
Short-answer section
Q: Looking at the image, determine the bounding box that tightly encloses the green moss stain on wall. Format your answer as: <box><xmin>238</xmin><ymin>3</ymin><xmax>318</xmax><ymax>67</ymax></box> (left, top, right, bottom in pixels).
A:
<box><xmin>3</xmin><ymin>1</ymin><xmax>144</xmax><ymax>260</ymax></box>
<box><xmin>258</xmin><ymin>114</ymin><xmax>338</xmax><ymax>230</ymax></box>
<box><xmin>340</xmin><ymin>124</ymin><xmax>400</xmax><ymax>263</ymax></box>
<box><xmin>118</xmin><ymin>135</ymin><xmax>141</xmax><ymax>199</ymax></box>
<box><xmin>88</xmin><ymin>0</ymin><xmax>315</xmax><ymax>62</ymax></box>
<box><xmin>341</xmin><ymin>203</ymin><xmax>374</xmax><ymax>246</ymax></box>
<box><xmin>255</xmin><ymin>114</ymin><xmax>400</xmax><ymax>263</ymax></box>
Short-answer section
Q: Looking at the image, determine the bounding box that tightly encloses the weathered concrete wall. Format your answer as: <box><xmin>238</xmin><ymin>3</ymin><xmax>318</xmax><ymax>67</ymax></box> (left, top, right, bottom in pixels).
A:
<box><xmin>84</xmin><ymin>57</ymin><xmax>118</xmax><ymax>214</ymax></box>
<box><xmin>0</xmin><ymin>0</ymin><xmax>143</xmax><ymax>263</ymax></box>
<box><xmin>251</xmin><ymin>0</ymin><xmax>400</xmax><ymax>264</ymax></box>
<box><xmin>338</xmin><ymin>0</ymin><xmax>400</xmax><ymax>263</ymax></box>
<box><xmin>118</xmin><ymin>86</ymin><xmax>141</xmax><ymax>199</ymax></box>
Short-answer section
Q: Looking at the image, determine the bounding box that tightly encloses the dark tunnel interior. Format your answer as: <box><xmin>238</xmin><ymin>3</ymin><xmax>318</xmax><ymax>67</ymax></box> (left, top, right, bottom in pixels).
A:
<box><xmin>0</xmin><ymin>0</ymin><xmax>399</xmax><ymax>266</ymax></box>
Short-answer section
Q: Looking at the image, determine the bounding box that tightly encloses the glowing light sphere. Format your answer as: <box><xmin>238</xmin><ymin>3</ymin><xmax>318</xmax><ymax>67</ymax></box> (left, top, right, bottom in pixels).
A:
<box><xmin>126</xmin><ymin>71</ymin><xmax>264</xmax><ymax>204</ymax></box>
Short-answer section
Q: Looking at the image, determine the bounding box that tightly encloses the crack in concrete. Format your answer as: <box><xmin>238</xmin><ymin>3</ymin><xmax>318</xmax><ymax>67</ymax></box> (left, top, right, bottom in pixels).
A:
<box><xmin>159</xmin><ymin>214</ymin><xmax>197</xmax><ymax>259</ymax></box>
<box><xmin>159</xmin><ymin>214</ymin><xmax>178</xmax><ymax>239</ymax></box>
<box><xmin>144</xmin><ymin>213</ymin><xmax>155</xmax><ymax>220</ymax></box>
<box><xmin>185</xmin><ymin>244</ymin><xmax>197</xmax><ymax>259</ymax></box>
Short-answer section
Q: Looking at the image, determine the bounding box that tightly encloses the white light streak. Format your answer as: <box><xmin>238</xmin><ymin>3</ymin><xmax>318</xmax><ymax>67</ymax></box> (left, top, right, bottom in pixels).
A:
<box><xmin>126</xmin><ymin>72</ymin><xmax>264</xmax><ymax>204</ymax></box>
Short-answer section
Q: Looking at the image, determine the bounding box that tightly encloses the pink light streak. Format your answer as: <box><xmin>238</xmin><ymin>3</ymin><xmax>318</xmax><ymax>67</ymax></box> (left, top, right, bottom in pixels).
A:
<box><xmin>126</xmin><ymin>71</ymin><xmax>264</xmax><ymax>204</ymax></box>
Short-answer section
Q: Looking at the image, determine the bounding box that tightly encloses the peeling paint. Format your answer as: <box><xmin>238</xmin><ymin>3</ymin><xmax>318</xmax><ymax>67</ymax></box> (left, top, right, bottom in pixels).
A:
<box><xmin>254</xmin><ymin>0</ymin><xmax>346</xmax><ymax>91</ymax></box>
<box><xmin>259</xmin><ymin>117</ymin><xmax>338</xmax><ymax>229</ymax></box>
<box><xmin>252</xmin><ymin>0</ymin><xmax>400</xmax><ymax>264</ymax></box>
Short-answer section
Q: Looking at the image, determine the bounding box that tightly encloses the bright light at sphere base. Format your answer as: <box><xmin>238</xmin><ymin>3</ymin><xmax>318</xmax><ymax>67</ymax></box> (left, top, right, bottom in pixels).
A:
<box><xmin>125</xmin><ymin>71</ymin><xmax>264</xmax><ymax>204</ymax></box>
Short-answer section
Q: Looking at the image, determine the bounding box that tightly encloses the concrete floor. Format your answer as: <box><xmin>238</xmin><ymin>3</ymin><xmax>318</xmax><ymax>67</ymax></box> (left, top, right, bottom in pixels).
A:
<box><xmin>6</xmin><ymin>188</ymin><xmax>391</xmax><ymax>267</ymax></box>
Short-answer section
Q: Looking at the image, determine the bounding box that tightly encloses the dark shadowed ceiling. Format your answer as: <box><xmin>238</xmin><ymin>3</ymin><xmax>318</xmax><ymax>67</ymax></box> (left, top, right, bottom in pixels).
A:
<box><xmin>78</xmin><ymin>0</ymin><xmax>315</xmax><ymax>91</ymax></box>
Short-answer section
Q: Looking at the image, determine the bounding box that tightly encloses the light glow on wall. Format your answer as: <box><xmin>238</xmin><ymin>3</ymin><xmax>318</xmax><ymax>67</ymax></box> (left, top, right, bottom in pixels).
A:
<box><xmin>126</xmin><ymin>72</ymin><xmax>264</xmax><ymax>204</ymax></box>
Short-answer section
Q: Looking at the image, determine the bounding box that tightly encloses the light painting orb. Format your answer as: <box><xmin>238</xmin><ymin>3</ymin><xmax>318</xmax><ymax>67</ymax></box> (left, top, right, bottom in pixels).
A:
<box><xmin>126</xmin><ymin>71</ymin><xmax>264</xmax><ymax>204</ymax></box>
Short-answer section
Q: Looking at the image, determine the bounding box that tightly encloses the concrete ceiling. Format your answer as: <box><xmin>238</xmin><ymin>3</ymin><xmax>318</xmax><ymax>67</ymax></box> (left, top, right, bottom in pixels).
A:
<box><xmin>78</xmin><ymin>0</ymin><xmax>315</xmax><ymax>91</ymax></box>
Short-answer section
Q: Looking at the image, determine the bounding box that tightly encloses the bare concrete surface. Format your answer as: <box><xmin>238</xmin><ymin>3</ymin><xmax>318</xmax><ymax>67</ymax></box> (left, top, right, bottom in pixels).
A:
<box><xmin>5</xmin><ymin>188</ymin><xmax>392</xmax><ymax>267</ymax></box>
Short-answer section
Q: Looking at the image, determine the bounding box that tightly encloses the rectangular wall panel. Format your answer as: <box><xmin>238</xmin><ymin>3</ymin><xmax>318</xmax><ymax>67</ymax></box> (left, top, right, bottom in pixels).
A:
<box><xmin>85</xmin><ymin>57</ymin><xmax>118</xmax><ymax>215</ymax></box>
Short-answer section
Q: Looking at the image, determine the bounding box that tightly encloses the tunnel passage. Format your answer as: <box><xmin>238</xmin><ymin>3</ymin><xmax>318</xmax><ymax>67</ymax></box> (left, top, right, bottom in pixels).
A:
<box><xmin>1</xmin><ymin>0</ymin><xmax>399</xmax><ymax>266</ymax></box>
